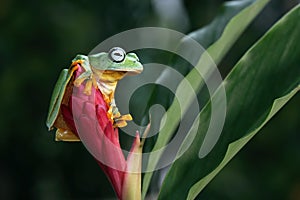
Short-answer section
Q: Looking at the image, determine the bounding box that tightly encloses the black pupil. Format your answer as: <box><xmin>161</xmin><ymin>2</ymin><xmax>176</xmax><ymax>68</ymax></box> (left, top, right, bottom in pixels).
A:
<box><xmin>114</xmin><ymin>52</ymin><xmax>122</xmax><ymax>58</ymax></box>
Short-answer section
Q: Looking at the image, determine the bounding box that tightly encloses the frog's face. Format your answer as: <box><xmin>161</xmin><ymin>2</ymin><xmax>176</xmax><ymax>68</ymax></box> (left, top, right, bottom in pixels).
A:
<box><xmin>88</xmin><ymin>47</ymin><xmax>143</xmax><ymax>75</ymax></box>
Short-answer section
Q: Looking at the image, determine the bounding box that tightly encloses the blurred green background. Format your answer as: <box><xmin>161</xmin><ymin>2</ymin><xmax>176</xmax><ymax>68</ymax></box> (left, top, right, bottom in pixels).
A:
<box><xmin>0</xmin><ymin>0</ymin><xmax>299</xmax><ymax>199</ymax></box>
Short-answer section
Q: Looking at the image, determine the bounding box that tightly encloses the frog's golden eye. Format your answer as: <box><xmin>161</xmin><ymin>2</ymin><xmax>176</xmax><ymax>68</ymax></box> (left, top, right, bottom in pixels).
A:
<box><xmin>108</xmin><ymin>47</ymin><xmax>126</xmax><ymax>63</ymax></box>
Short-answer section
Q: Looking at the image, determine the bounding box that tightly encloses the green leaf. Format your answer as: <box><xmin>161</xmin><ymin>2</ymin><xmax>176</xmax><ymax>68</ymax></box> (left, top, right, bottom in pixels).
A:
<box><xmin>158</xmin><ymin>4</ymin><xmax>300</xmax><ymax>200</ymax></box>
<box><xmin>186</xmin><ymin>87</ymin><xmax>299</xmax><ymax>200</ymax></box>
<box><xmin>171</xmin><ymin>0</ymin><xmax>256</xmax><ymax>74</ymax></box>
<box><xmin>142</xmin><ymin>0</ymin><xmax>270</xmax><ymax>198</ymax></box>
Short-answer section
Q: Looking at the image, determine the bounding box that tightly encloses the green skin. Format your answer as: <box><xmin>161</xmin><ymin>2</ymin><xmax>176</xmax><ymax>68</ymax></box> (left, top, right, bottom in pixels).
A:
<box><xmin>46</xmin><ymin>48</ymin><xmax>143</xmax><ymax>134</ymax></box>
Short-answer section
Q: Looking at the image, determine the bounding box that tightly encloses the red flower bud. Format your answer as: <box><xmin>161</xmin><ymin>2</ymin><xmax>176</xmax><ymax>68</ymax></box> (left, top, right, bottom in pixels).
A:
<box><xmin>53</xmin><ymin>64</ymin><xmax>141</xmax><ymax>200</ymax></box>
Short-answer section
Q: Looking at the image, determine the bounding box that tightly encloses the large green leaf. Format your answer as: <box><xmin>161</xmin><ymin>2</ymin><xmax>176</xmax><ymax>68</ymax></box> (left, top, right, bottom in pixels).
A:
<box><xmin>186</xmin><ymin>87</ymin><xmax>299</xmax><ymax>200</ymax></box>
<box><xmin>171</xmin><ymin>0</ymin><xmax>256</xmax><ymax>74</ymax></box>
<box><xmin>142</xmin><ymin>0</ymin><xmax>270</xmax><ymax>198</ymax></box>
<box><xmin>158</xmin><ymin>4</ymin><xmax>300</xmax><ymax>200</ymax></box>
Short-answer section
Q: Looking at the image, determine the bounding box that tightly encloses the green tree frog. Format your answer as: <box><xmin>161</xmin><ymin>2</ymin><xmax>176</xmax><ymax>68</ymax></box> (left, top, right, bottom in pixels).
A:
<box><xmin>46</xmin><ymin>47</ymin><xmax>143</xmax><ymax>140</ymax></box>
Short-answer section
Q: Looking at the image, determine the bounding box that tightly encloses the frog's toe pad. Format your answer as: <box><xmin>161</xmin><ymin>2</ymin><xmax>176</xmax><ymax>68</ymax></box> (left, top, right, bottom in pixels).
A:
<box><xmin>113</xmin><ymin>114</ymin><xmax>132</xmax><ymax>128</ymax></box>
<box><xmin>117</xmin><ymin>114</ymin><xmax>132</xmax><ymax>121</ymax></box>
<box><xmin>83</xmin><ymin>80</ymin><xmax>93</xmax><ymax>95</ymax></box>
<box><xmin>74</xmin><ymin>77</ymin><xmax>86</xmax><ymax>87</ymax></box>
<box><xmin>114</xmin><ymin>120</ymin><xmax>128</xmax><ymax>128</ymax></box>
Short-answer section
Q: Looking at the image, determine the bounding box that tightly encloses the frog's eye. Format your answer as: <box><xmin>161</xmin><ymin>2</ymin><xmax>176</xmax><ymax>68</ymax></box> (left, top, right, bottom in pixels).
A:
<box><xmin>108</xmin><ymin>47</ymin><xmax>126</xmax><ymax>63</ymax></box>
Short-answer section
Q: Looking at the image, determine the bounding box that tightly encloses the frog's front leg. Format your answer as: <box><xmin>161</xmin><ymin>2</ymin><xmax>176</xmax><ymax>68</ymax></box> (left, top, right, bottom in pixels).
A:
<box><xmin>72</xmin><ymin>60</ymin><xmax>97</xmax><ymax>95</ymax></box>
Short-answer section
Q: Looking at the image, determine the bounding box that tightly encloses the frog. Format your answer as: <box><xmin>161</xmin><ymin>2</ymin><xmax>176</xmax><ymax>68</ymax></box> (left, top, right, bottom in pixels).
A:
<box><xmin>46</xmin><ymin>47</ymin><xmax>143</xmax><ymax>141</ymax></box>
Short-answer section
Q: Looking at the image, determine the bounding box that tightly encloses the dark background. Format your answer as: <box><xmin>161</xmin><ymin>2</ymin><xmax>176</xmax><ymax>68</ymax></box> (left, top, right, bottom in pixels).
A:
<box><xmin>0</xmin><ymin>0</ymin><xmax>299</xmax><ymax>199</ymax></box>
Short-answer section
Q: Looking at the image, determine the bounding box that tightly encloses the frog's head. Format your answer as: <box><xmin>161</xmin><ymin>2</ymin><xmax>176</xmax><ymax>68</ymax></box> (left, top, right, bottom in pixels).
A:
<box><xmin>88</xmin><ymin>47</ymin><xmax>143</xmax><ymax>75</ymax></box>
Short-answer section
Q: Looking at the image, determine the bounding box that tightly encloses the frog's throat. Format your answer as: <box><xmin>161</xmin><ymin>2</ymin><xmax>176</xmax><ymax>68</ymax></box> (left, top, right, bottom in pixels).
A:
<box><xmin>94</xmin><ymin>71</ymin><xmax>127</xmax><ymax>105</ymax></box>
<box><xmin>98</xmin><ymin>81</ymin><xmax>117</xmax><ymax>106</ymax></box>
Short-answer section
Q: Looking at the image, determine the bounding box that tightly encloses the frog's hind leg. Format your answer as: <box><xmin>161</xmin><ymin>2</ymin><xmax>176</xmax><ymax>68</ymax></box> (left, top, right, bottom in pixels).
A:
<box><xmin>108</xmin><ymin>99</ymin><xmax>133</xmax><ymax>128</ymax></box>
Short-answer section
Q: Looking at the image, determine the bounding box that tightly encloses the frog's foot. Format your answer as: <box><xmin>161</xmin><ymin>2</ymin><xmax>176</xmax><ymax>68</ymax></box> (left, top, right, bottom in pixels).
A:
<box><xmin>113</xmin><ymin>114</ymin><xmax>133</xmax><ymax>128</ymax></box>
<box><xmin>55</xmin><ymin>128</ymin><xmax>80</xmax><ymax>142</ymax></box>
<box><xmin>106</xmin><ymin>99</ymin><xmax>132</xmax><ymax>128</ymax></box>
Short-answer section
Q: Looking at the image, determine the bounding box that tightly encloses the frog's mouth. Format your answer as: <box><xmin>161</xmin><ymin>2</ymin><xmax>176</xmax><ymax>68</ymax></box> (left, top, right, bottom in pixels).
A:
<box><xmin>104</xmin><ymin>69</ymin><xmax>142</xmax><ymax>76</ymax></box>
<box><xmin>109</xmin><ymin>62</ymin><xmax>143</xmax><ymax>75</ymax></box>
<box><xmin>123</xmin><ymin>68</ymin><xmax>143</xmax><ymax>75</ymax></box>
